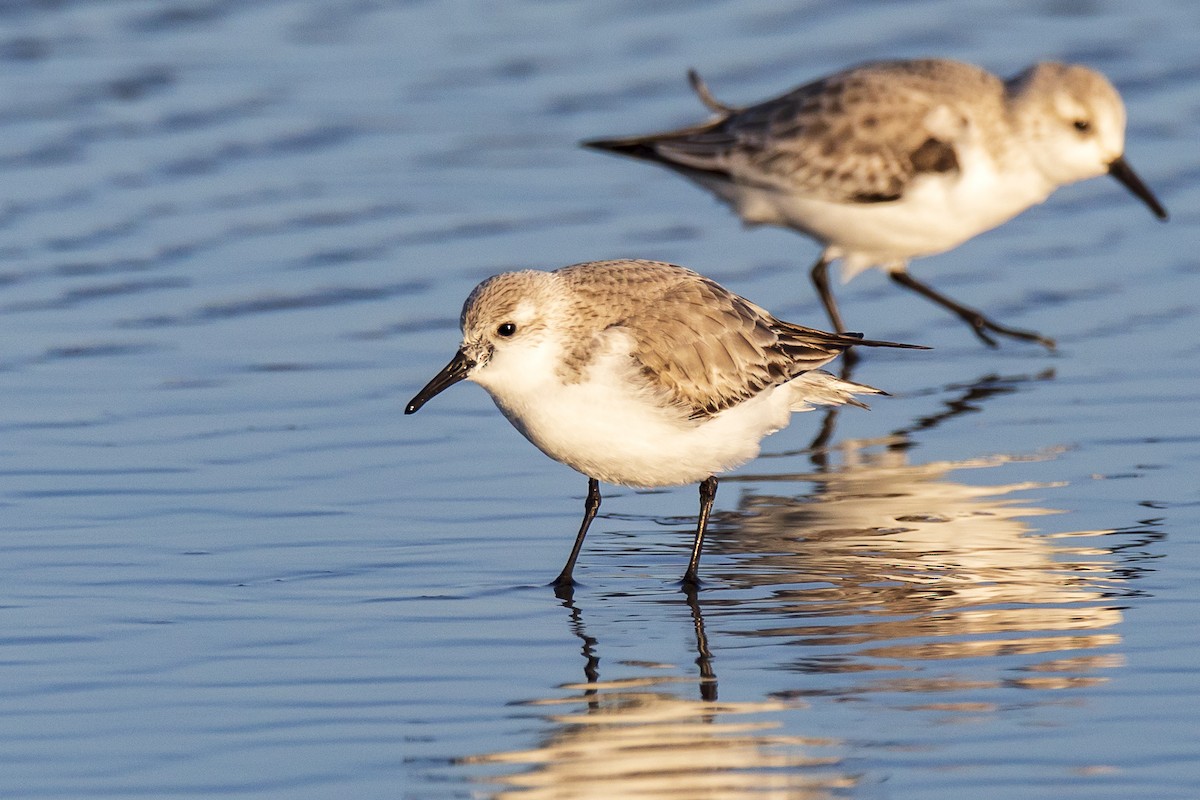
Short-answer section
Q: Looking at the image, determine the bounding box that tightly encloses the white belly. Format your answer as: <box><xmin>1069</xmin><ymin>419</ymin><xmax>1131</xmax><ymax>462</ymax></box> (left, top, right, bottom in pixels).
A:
<box><xmin>700</xmin><ymin>151</ymin><xmax>1056</xmax><ymax>275</ymax></box>
<box><xmin>467</xmin><ymin>333</ymin><xmax>863</xmax><ymax>489</ymax></box>
<box><xmin>490</xmin><ymin>377</ymin><xmax>796</xmax><ymax>488</ymax></box>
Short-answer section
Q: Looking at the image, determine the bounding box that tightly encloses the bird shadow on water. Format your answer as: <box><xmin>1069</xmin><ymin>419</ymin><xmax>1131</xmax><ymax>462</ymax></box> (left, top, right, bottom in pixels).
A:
<box><xmin>454</xmin><ymin>369</ymin><xmax>1164</xmax><ymax>796</ymax></box>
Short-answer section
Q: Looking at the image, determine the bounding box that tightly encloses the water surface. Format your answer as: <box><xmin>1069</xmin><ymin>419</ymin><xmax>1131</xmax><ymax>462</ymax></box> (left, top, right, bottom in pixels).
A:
<box><xmin>1</xmin><ymin>1</ymin><xmax>1198</xmax><ymax>798</ymax></box>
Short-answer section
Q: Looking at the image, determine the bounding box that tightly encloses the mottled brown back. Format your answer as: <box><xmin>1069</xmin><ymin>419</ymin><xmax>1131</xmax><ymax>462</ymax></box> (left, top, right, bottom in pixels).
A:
<box><xmin>555</xmin><ymin>260</ymin><xmax>884</xmax><ymax>418</ymax></box>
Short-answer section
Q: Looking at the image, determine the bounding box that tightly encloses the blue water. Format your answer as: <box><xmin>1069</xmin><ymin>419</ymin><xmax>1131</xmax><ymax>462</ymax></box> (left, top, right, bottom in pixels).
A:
<box><xmin>1</xmin><ymin>1</ymin><xmax>1198</xmax><ymax>798</ymax></box>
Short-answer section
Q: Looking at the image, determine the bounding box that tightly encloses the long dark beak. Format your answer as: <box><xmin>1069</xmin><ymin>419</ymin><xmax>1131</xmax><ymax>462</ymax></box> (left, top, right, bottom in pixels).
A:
<box><xmin>405</xmin><ymin>350</ymin><xmax>474</xmax><ymax>414</ymax></box>
<box><xmin>1108</xmin><ymin>156</ymin><xmax>1168</xmax><ymax>220</ymax></box>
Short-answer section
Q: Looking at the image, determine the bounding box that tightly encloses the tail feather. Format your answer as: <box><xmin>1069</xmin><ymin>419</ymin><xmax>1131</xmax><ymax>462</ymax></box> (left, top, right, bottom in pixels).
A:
<box><xmin>844</xmin><ymin>333</ymin><xmax>929</xmax><ymax>351</ymax></box>
<box><xmin>581</xmin><ymin>136</ymin><xmax>662</xmax><ymax>161</ymax></box>
<box><xmin>787</xmin><ymin>369</ymin><xmax>884</xmax><ymax>412</ymax></box>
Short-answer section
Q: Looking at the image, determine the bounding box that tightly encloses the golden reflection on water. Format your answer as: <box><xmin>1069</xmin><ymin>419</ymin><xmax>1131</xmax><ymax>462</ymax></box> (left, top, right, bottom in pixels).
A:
<box><xmin>464</xmin><ymin>590</ymin><xmax>857</xmax><ymax>798</ymax></box>
<box><xmin>712</xmin><ymin>431</ymin><xmax>1142</xmax><ymax>688</ymax></box>
<box><xmin>465</xmin><ymin>375</ymin><xmax>1158</xmax><ymax>794</ymax></box>
<box><xmin>463</xmin><ymin>674</ymin><xmax>853</xmax><ymax>799</ymax></box>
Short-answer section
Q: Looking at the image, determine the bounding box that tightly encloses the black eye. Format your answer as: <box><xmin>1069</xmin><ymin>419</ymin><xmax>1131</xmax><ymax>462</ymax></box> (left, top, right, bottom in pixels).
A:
<box><xmin>496</xmin><ymin>322</ymin><xmax>516</xmax><ymax>337</ymax></box>
<box><xmin>1073</xmin><ymin>119</ymin><xmax>1091</xmax><ymax>133</ymax></box>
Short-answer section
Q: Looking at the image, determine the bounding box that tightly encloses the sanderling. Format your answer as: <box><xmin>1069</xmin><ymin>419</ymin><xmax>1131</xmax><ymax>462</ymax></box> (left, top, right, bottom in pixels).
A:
<box><xmin>584</xmin><ymin>59</ymin><xmax>1168</xmax><ymax>349</ymax></box>
<box><xmin>405</xmin><ymin>259</ymin><xmax>925</xmax><ymax>588</ymax></box>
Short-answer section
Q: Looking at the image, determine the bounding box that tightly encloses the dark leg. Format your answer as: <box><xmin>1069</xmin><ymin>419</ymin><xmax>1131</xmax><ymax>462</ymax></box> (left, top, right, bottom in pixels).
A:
<box><xmin>811</xmin><ymin>254</ymin><xmax>861</xmax><ymax>368</ymax></box>
<box><xmin>809</xmin><ymin>253</ymin><xmax>845</xmax><ymax>333</ymax></box>
<box><xmin>682</xmin><ymin>476</ymin><xmax>718</xmax><ymax>587</ymax></box>
<box><xmin>889</xmin><ymin>271</ymin><xmax>1055</xmax><ymax>350</ymax></box>
<box><xmin>552</xmin><ymin>478</ymin><xmax>601</xmax><ymax>589</ymax></box>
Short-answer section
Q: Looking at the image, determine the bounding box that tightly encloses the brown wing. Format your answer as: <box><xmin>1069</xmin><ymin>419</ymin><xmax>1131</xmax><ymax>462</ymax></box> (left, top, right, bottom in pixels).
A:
<box><xmin>558</xmin><ymin>261</ymin><xmax>912</xmax><ymax>419</ymax></box>
<box><xmin>585</xmin><ymin>60</ymin><xmax>1001</xmax><ymax>204</ymax></box>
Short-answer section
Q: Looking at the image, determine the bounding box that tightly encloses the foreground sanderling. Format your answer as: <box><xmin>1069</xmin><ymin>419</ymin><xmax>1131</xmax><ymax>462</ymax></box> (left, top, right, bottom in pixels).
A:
<box><xmin>585</xmin><ymin>59</ymin><xmax>1168</xmax><ymax>349</ymax></box>
<box><xmin>405</xmin><ymin>259</ymin><xmax>925</xmax><ymax>588</ymax></box>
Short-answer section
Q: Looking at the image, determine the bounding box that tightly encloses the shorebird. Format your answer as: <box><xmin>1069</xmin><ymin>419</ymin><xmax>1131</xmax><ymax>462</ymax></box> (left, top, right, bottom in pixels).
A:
<box><xmin>584</xmin><ymin>59</ymin><xmax>1168</xmax><ymax>349</ymax></box>
<box><xmin>406</xmin><ymin>259</ymin><xmax>925</xmax><ymax>588</ymax></box>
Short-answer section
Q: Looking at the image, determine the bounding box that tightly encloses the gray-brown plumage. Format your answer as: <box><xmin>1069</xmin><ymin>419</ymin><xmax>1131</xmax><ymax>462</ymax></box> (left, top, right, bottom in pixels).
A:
<box><xmin>406</xmin><ymin>259</ymin><xmax>926</xmax><ymax>588</ymax></box>
<box><xmin>587</xmin><ymin>60</ymin><xmax>996</xmax><ymax>205</ymax></box>
<box><xmin>584</xmin><ymin>59</ymin><xmax>1167</xmax><ymax>349</ymax></box>
<box><xmin>563</xmin><ymin>261</ymin><xmax>893</xmax><ymax>418</ymax></box>
<box><xmin>463</xmin><ymin>260</ymin><xmax>908</xmax><ymax>421</ymax></box>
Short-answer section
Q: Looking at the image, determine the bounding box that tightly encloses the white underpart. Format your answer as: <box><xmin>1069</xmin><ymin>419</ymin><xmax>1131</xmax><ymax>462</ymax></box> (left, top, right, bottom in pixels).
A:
<box><xmin>469</xmin><ymin>329</ymin><xmax>872</xmax><ymax>488</ymax></box>
<box><xmin>704</xmin><ymin>128</ymin><xmax>1059</xmax><ymax>283</ymax></box>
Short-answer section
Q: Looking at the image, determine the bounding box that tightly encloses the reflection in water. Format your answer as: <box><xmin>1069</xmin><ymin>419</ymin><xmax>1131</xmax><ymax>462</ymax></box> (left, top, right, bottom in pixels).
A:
<box><xmin>700</xmin><ymin>371</ymin><xmax>1152</xmax><ymax>689</ymax></box>
<box><xmin>463</xmin><ymin>591</ymin><xmax>856</xmax><ymax>799</ymax></box>
<box><xmin>807</xmin><ymin>367</ymin><xmax>1055</xmax><ymax>464</ymax></box>
<box><xmin>461</xmin><ymin>374</ymin><xmax>1160</xmax><ymax>794</ymax></box>
<box><xmin>713</xmin><ymin>431</ymin><xmax>1156</xmax><ymax>690</ymax></box>
<box><xmin>465</xmin><ymin>678</ymin><xmax>851</xmax><ymax>798</ymax></box>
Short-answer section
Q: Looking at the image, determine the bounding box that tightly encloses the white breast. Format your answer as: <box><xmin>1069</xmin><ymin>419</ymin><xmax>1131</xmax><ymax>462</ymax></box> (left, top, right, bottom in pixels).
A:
<box><xmin>709</xmin><ymin>139</ymin><xmax>1057</xmax><ymax>279</ymax></box>
<box><xmin>472</xmin><ymin>341</ymin><xmax>797</xmax><ymax>488</ymax></box>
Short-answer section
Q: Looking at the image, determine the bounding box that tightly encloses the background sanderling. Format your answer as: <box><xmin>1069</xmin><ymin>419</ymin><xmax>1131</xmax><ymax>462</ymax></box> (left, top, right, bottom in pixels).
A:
<box><xmin>585</xmin><ymin>59</ymin><xmax>1168</xmax><ymax>349</ymax></box>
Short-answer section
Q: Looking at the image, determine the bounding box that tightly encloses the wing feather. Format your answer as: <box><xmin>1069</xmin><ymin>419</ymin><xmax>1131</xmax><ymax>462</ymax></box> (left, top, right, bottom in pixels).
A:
<box><xmin>585</xmin><ymin>60</ymin><xmax>1003</xmax><ymax>204</ymax></box>
<box><xmin>557</xmin><ymin>261</ymin><xmax>918</xmax><ymax>420</ymax></box>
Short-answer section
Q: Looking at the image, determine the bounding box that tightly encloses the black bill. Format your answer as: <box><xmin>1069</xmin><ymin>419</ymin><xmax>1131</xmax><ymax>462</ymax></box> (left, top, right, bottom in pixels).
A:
<box><xmin>405</xmin><ymin>349</ymin><xmax>474</xmax><ymax>414</ymax></box>
<box><xmin>1108</xmin><ymin>156</ymin><xmax>1168</xmax><ymax>220</ymax></box>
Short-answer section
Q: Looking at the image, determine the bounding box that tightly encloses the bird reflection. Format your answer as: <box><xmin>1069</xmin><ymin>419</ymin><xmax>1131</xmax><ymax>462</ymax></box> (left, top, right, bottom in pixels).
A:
<box><xmin>556</xmin><ymin>585</ymin><xmax>715</xmax><ymax>709</ymax></box>
<box><xmin>708</xmin><ymin>429</ymin><xmax>1158</xmax><ymax>690</ymax></box>
<box><xmin>462</xmin><ymin>589</ymin><xmax>855</xmax><ymax>798</ymax></box>
<box><xmin>457</xmin><ymin>371</ymin><xmax>1162</xmax><ymax>794</ymax></box>
<box><xmin>685</xmin><ymin>586</ymin><xmax>718</xmax><ymax>702</ymax></box>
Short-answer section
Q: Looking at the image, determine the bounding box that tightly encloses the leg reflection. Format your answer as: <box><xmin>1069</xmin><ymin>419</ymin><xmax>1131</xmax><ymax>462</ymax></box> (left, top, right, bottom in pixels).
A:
<box><xmin>683</xmin><ymin>583</ymin><xmax>718</xmax><ymax>702</ymax></box>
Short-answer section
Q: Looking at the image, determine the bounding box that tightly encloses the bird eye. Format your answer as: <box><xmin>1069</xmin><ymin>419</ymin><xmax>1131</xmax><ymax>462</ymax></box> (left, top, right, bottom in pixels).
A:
<box><xmin>1073</xmin><ymin>119</ymin><xmax>1092</xmax><ymax>133</ymax></box>
<box><xmin>496</xmin><ymin>322</ymin><xmax>517</xmax><ymax>337</ymax></box>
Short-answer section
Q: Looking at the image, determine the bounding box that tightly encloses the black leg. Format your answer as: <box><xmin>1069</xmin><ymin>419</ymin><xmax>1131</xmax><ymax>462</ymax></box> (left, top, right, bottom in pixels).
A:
<box><xmin>682</xmin><ymin>476</ymin><xmax>718</xmax><ymax>587</ymax></box>
<box><xmin>811</xmin><ymin>254</ymin><xmax>860</xmax><ymax>369</ymax></box>
<box><xmin>889</xmin><ymin>271</ymin><xmax>1055</xmax><ymax>350</ymax></box>
<box><xmin>809</xmin><ymin>253</ymin><xmax>846</xmax><ymax>334</ymax></box>
<box><xmin>553</xmin><ymin>478</ymin><xmax>601</xmax><ymax>589</ymax></box>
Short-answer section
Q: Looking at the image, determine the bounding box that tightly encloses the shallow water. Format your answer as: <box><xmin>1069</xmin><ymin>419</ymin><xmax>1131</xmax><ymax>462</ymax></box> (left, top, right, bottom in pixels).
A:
<box><xmin>1</xmin><ymin>1</ymin><xmax>1198</xmax><ymax>798</ymax></box>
